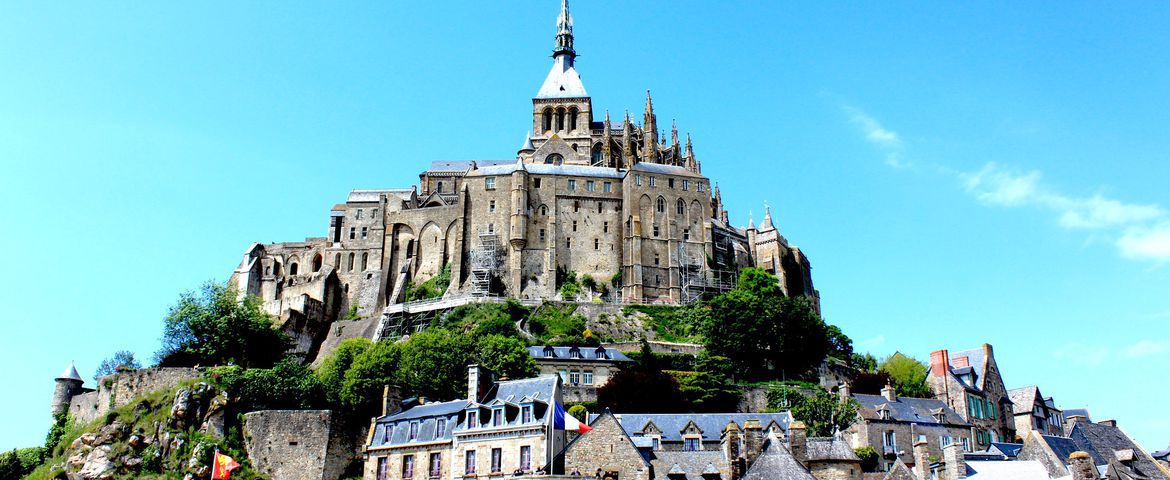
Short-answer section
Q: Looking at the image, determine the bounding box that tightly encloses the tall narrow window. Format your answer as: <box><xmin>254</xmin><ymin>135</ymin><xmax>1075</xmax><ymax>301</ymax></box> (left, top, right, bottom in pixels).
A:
<box><xmin>541</xmin><ymin>205</ymin><xmax>548</xmax><ymax>215</ymax></box>
<box><xmin>465</xmin><ymin>451</ymin><xmax>476</xmax><ymax>475</ymax></box>
<box><xmin>349</xmin><ymin>227</ymin><xmax>356</xmax><ymax>240</ymax></box>
<box><xmin>521</xmin><ymin>406</ymin><xmax>532</xmax><ymax>423</ymax></box>
<box><xmin>534</xmin><ymin>178</ymin><xmax>542</xmax><ymax>188</ymax></box>
<box><xmin>598</xmin><ymin>202</ymin><xmax>603</xmax><ymax>213</ymax></box>
<box><xmin>682</xmin><ymin>180</ymin><xmax>689</xmax><ymax>191</ymax></box>
<box><xmin>677</xmin><ymin>199</ymin><xmax>685</xmax><ymax>215</ymax></box>
<box><xmin>489</xmin><ymin>200</ymin><xmax>496</xmax><ymax>213</ymax></box>
<box><xmin>650</xmin><ymin>177</ymin><xmax>657</xmax><ymax>187</ymax></box>
<box><xmin>635</xmin><ymin>175</ymin><xmax>642</xmax><ymax>186</ymax></box>
<box><xmin>437</xmin><ymin>181</ymin><xmax>443</xmax><ymax>193</ymax></box>
<box><xmin>429</xmin><ymin>453</ymin><xmax>442</xmax><ymax>478</ymax></box>
<box><xmin>572</xmin><ymin>220</ymin><xmax>577</xmax><ymax>232</ymax></box>
<box><xmin>362</xmin><ymin>227</ymin><xmax>368</xmax><ymax>239</ymax></box>
<box><xmin>603</xmin><ymin>222</ymin><xmax>609</xmax><ymax>233</ymax></box>
<box><xmin>540</xmin><ymin>229</ymin><xmax>546</xmax><ymax>241</ymax></box>
<box><xmin>361</xmin><ymin>252</ymin><xmax>369</xmax><ymax>271</ymax></box>
<box><xmin>467</xmin><ymin>411</ymin><xmax>478</xmax><ymax>429</ymax></box>
<box><xmin>586</xmin><ymin>180</ymin><xmax>595</xmax><ymax>192</ymax></box>
<box><xmin>603</xmin><ymin>182</ymin><xmax>612</xmax><ymax>193</ymax></box>
<box><xmin>657</xmin><ymin>198</ymin><xmax>665</xmax><ymax>213</ymax></box>
<box><xmin>492</xmin><ymin>408</ymin><xmax>503</xmax><ymax>427</ymax></box>
<box><xmin>568</xmin><ymin>107</ymin><xmax>578</xmax><ymax>131</ymax></box>
<box><xmin>594</xmin><ymin>239</ymin><xmax>599</xmax><ymax>250</ymax></box>
<box><xmin>289</xmin><ymin>263</ymin><xmax>299</xmax><ymax>276</ymax></box>
<box><xmin>543</xmin><ymin>108</ymin><xmax>553</xmax><ymax>131</ymax></box>
<box><xmin>519</xmin><ymin>446</ymin><xmax>531</xmax><ymax>471</ymax></box>
<box><xmin>409</xmin><ymin>422</ymin><xmax>419</xmax><ymax>440</ymax></box>
<box><xmin>491</xmin><ymin>449</ymin><xmax>502</xmax><ymax>473</ymax></box>
<box><xmin>566</xmin><ymin>238</ymin><xmax>571</xmax><ymax>248</ymax></box>
<box><xmin>668</xmin><ymin>178</ymin><xmax>675</xmax><ymax>188</ymax></box>
<box><xmin>556</xmin><ymin>108</ymin><xmax>565</xmax><ymax>131</ymax></box>
<box><xmin>573</xmin><ymin>201</ymin><xmax>580</xmax><ymax>212</ymax></box>
<box><xmin>403</xmin><ymin>455</ymin><xmax>415</xmax><ymax>478</ymax></box>
<box><xmin>377</xmin><ymin>457</ymin><xmax>388</xmax><ymax>480</ymax></box>
<box><xmin>348</xmin><ymin>253</ymin><xmax>355</xmax><ymax>272</ymax></box>
<box><xmin>568</xmin><ymin>179</ymin><xmax>577</xmax><ymax>191</ymax></box>
<box><xmin>436</xmin><ymin>418</ymin><xmax>447</xmax><ymax>435</ymax></box>
<box><xmin>356</xmin><ymin>208</ymin><xmax>364</xmax><ymax>219</ymax></box>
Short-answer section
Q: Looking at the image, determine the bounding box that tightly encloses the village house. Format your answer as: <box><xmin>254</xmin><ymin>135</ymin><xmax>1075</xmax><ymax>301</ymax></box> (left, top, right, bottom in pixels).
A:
<box><xmin>1009</xmin><ymin>386</ymin><xmax>1066</xmax><ymax>438</ymax></box>
<box><xmin>528</xmin><ymin>345</ymin><xmax>632</xmax><ymax>402</ymax></box>
<box><xmin>843</xmin><ymin>383</ymin><xmax>973</xmax><ymax>473</ymax></box>
<box><xmin>926</xmin><ymin>344</ymin><xmax>1015</xmax><ymax>447</ymax></box>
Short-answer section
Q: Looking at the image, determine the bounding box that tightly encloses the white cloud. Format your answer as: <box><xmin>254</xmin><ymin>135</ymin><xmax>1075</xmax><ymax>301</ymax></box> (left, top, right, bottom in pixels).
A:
<box><xmin>959</xmin><ymin>162</ymin><xmax>1169</xmax><ymax>263</ymax></box>
<box><xmin>1052</xmin><ymin>342</ymin><xmax>1110</xmax><ymax>367</ymax></box>
<box><xmin>1117</xmin><ymin>223</ymin><xmax>1170</xmax><ymax>262</ymax></box>
<box><xmin>1121</xmin><ymin>339</ymin><xmax>1170</xmax><ymax>359</ymax></box>
<box><xmin>843</xmin><ymin>106</ymin><xmax>907</xmax><ymax>168</ymax></box>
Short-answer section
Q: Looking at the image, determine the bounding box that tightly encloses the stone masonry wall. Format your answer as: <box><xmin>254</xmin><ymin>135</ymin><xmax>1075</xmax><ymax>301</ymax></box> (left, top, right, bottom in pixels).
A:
<box><xmin>68</xmin><ymin>367</ymin><xmax>201</xmax><ymax>426</ymax></box>
<box><xmin>564</xmin><ymin>413</ymin><xmax>651</xmax><ymax>480</ymax></box>
<box><xmin>244</xmin><ymin>410</ymin><xmax>336</xmax><ymax>480</ymax></box>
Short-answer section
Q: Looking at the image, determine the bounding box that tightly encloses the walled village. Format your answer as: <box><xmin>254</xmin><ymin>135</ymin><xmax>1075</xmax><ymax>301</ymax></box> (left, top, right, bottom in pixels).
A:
<box><xmin>10</xmin><ymin>2</ymin><xmax>1170</xmax><ymax>480</ymax></box>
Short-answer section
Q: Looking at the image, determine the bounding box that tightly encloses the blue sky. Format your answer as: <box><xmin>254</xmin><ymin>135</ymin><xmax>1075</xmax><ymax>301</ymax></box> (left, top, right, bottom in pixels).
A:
<box><xmin>2</xmin><ymin>1</ymin><xmax>1168</xmax><ymax>452</ymax></box>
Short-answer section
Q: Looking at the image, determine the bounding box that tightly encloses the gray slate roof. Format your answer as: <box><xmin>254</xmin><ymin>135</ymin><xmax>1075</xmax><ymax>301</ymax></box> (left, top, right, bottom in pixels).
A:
<box><xmin>852</xmin><ymin>393</ymin><xmax>969</xmax><ymax>426</ymax></box>
<box><xmin>990</xmin><ymin>442</ymin><xmax>1024</xmax><ymax>458</ymax></box>
<box><xmin>528</xmin><ymin>345</ymin><xmax>632</xmax><ymax>362</ymax></box>
<box><xmin>427</xmin><ymin>160</ymin><xmax>513</xmax><ymax>172</ymax></box>
<box><xmin>57</xmin><ymin>362</ymin><xmax>83</xmax><ymax>382</ymax></box>
<box><xmin>949</xmin><ymin>348</ymin><xmax>987</xmax><ymax>390</ymax></box>
<box><xmin>805</xmin><ymin>437</ymin><xmax>861</xmax><ymax>462</ymax></box>
<box><xmin>741</xmin><ymin>439</ymin><xmax>815</xmax><ymax>480</ymax></box>
<box><xmin>1010</xmin><ymin>386</ymin><xmax>1040</xmax><ymax>414</ymax></box>
<box><xmin>649</xmin><ymin>450</ymin><xmax>726</xmax><ymax>480</ymax></box>
<box><xmin>372</xmin><ymin>400</ymin><xmax>467</xmax><ymax>447</ymax></box>
<box><xmin>1068</xmin><ymin>421</ymin><xmax>1168</xmax><ymax>479</ymax></box>
<box><xmin>593</xmin><ymin>412</ymin><xmax>793</xmax><ymax>443</ymax></box>
<box><xmin>476</xmin><ymin>162</ymin><xmax>625</xmax><ymax>179</ymax></box>
<box><xmin>629</xmin><ymin>162</ymin><xmax>704</xmax><ymax>178</ymax></box>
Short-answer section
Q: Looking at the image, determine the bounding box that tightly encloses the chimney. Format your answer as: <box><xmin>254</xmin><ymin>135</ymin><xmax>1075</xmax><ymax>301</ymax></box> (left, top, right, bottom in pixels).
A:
<box><xmin>467</xmin><ymin>364</ymin><xmax>493</xmax><ymax>402</ymax></box>
<box><xmin>1069</xmin><ymin>451</ymin><xmax>1099</xmax><ymax>480</ymax></box>
<box><xmin>744</xmin><ymin>420</ymin><xmax>765</xmax><ymax>466</ymax></box>
<box><xmin>930</xmin><ymin>349</ymin><xmax>950</xmax><ymax>377</ymax></box>
<box><xmin>943</xmin><ymin>441</ymin><xmax>966</xmax><ymax>479</ymax></box>
<box><xmin>721</xmin><ymin>422</ymin><xmax>743</xmax><ymax>479</ymax></box>
<box><xmin>913</xmin><ymin>440</ymin><xmax>931</xmax><ymax>480</ymax></box>
<box><xmin>881</xmin><ymin>383</ymin><xmax>897</xmax><ymax>402</ymax></box>
<box><xmin>382</xmin><ymin>385</ymin><xmax>403</xmax><ymax>416</ymax></box>
<box><xmin>787</xmin><ymin>421</ymin><xmax>807</xmax><ymax>464</ymax></box>
<box><xmin>1097</xmin><ymin>420</ymin><xmax>1117</xmax><ymax>427</ymax></box>
<box><xmin>838</xmin><ymin>382</ymin><xmax>852</xmax><ymax>403</ymax></box>
<box><xmin>1065</xmin><ymin>415</ymin><xmax>1089</xmax><ymax>434</ymax></box>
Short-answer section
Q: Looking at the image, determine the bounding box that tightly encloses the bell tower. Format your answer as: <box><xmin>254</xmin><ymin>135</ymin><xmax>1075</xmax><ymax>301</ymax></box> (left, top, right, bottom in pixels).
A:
<box><xmin>531</xmin><ymin>0</ymin><xmax>594</xmax><ymax>163</ymax></box>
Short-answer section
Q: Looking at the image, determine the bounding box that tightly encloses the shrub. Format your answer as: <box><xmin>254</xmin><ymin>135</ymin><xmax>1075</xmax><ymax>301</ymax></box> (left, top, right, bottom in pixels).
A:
<box><xmin>406</xmin><ymin>264</ymin><xmax>451</xmax><ymax>302</ymax></box>
<box><xmin>855</xmin><ymin>446</ymin><xmax>879</xmax><ymax>472</ymax></box>
<box><xmin>156</xmin><ymin>281</ymin><xmax>290</xmax><ymax>368</ymax></box>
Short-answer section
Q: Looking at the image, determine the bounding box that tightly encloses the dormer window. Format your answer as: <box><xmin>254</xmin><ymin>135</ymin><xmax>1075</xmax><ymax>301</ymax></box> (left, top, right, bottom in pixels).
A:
<box><xmin>467</xmin><ymin>411</ymin><xmax>479</xmax><ymax>429</ymax></box>
<box><xmin>436</xmin><ymin>418</ymin><xmax>447</xmax><ymax>435</ymax></box>
<box><xmin>683</xmin><ymin>436</ymin><xmax>701</xmax><ymax>451</ymax></box>
<box><xmin>879</xmin><ymin>409</ymin><xmax>891</xmax><ymax>420</ymax></box>
<box><xmin>543</xmin><ymin>346</ymin><xmax>555</xmax><ymax>358</ymax></box>
<box><xmin>569</xmin><ymin>347</ymin><xmax>581</xmax><ymax>359</ymax></box>
<box><xmin>492</xmin><ymin>408</ymin><xmax>504</xmax><ymax>427</ymax></box>
<box><xmin>522</xmin><ymin>406</ymin><xmax>533</xmax><ymax>423</ymax></box>
<box><xmin>409</xmin><ymin>422</ymin><xmax>419</xmax><ymax>440</ymax></box>
<box><xmin>595</xmin><ymin>347</ymin><xmax>607</xmax><ymax>359</ymax></box>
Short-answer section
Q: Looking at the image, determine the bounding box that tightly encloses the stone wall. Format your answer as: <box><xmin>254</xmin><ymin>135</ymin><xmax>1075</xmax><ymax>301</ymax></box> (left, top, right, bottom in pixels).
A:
<box><xmin>809</xmin><ymin>463</ymin><xmax>862</xmax><ymax>480</ymax></box>
<box><xmin>564</xmin><ymin>412</ymin><xmax>651</xmax><ymax>480</ymax></box>
<box><xmin>68</xmin><ymin>367</ymin><xmax>201</xmax><ymax>426</ymax></box>
<box><xmin>244</xmin><ymin>410</ymin><xmax>356</xmax><ymax>480</ymax></box>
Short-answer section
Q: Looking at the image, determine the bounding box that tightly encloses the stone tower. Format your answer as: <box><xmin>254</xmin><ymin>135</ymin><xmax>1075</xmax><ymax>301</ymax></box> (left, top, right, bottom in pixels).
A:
<box><xmin>51</xmin><ymin>361</ymin><xmax>84</xmax><ymax>416</ymax></box>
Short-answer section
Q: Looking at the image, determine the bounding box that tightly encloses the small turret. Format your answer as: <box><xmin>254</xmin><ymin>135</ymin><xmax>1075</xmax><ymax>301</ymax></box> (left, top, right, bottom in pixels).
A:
<box><xmin>517</xmin><ymin>131</ymin><xmax>535</xmax><ymax>159</ymax></box>
<box><xmin>670</xmin><ymin>120</ymin><xmax>680</xmax><ymax>165</ymax></box>
<box><xmin>51</xmin><ymin>361</ymin><xmax>85</xmax><ymax>416</ymax></box>
<box><xmin>761</xmin><ymin>206</ymin><xmax>776</xmax><ymax>231</ymax></box>
<box><xmin>622</xmin><ymin>111</ymin><xmax>636</xmax><ymax>167</ymax></box>
<box><xmin>602</xmin><ymin>111</ymin><xmax>612</xmax><ymax>167</ymax></box>
<box><xmin>684</xmin><ymin>133</ymin><xmax>696</xmax><ymax>171</ymax></box>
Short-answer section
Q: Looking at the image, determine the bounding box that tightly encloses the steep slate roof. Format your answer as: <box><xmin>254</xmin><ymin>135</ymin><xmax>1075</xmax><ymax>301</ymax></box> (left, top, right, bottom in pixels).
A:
<box><xmin>371</xmin><ymin>400</ymin><xmax>468</xmax><ymax>448</ymax></box>
<box><xmin>480</xmin><ymin>375</ymin><xmax>558</xmax><ymax>407</ymax></box>
<box><xmin>528</xmin><ymin>346</ymin><xmax>632</xmax><ymax>362</ymax></box>
<box><xmin>805</xmin><ymin>437</ymin><xmax>861</xmax><ymax>462</ymax></box>
<box><xmin>629</xmin><ymin>162</ymin><xmax>704</xmax><ymax>178</ymax></box>
<box><xmin>427</xmin><ymin>160</ymin><xmax>513</xmax><ymax>172</ymax></box>
<box><xmin>594</xmin><ymin>413</ymin><xmax>792</xmax><ymax>443</ymax></box>
<box><xmin>740</xmin><ymin>439</ymin><xmax>815</xmax><ymax>480</ymax></box>
<box><xmin>1010</xmin><ymin>386</ymin><xmax>1041</xmax><ymax>413</ymax></box>
<box><xmin>990</xmin><ymin>442</ymin><xmax>1025</xmax><ymax>458</ymax></box>
<box><xmin>949</xmin><ymin>348</ymin><xmax>988</xmax><ymax>390</ymax></box>
<box><xmin>536</xmin><ymin>55</ymin><xmax>587</xmax><ymax>99</ymax></box>
<box><xmin>965</xmin><ymin>460</ymin><xmax>1056</xmax><ymax>479</ymax></box>
<box><xmin>852</xmin><ymin>394</ymin><xmax>969</xmax><ymax>426</ymax></box>
<box><xmin>649</xmin><ymin>450</ymin><xmax>726</xmax><ymax>480</ymax></box>
<box><xmin>1068</xmin><ymin>422</ymin><xmax>1169</xmax><ymax>479</ymax></box>
<box><xmin>57</xmin><ymin>362</ymin><xmax>83</xmax><ymax>382</ymax></box>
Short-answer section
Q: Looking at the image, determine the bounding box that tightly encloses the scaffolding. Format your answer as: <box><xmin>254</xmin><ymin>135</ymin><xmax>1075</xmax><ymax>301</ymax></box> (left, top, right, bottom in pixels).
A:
<box><xmin>679</xmin><ymin>244</ymin><xmax>737</xmax><ymax>303</ymax></box>
<box><xmin>468</xmin><ymin>227</ymin><xmax>501</xmax><ymax>297</ymax></box>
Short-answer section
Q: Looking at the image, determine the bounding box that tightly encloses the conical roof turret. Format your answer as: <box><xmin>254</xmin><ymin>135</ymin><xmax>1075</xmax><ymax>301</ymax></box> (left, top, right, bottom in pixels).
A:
<box><xmin>57</xmin><ymin>361</ymin><xmax>83</xmax><ymax>382</ymax></box>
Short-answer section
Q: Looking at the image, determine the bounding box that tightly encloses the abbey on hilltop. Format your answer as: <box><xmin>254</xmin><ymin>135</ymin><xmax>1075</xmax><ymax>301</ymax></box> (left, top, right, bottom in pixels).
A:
<box><xmin>230</xmin><ymin>0</ymin><xmax>818</xmax><ymax>353</ymax></box>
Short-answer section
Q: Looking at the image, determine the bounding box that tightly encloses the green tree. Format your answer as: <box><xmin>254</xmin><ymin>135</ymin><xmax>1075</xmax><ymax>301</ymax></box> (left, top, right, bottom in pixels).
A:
<box><xmin>878</xmin><ymin>352</ymin><xmax>932</xmax><ymax>398</ymax></box>
<box><xmin>851</xmin><ymin>352</ymin><xmax>878</xmax><ymax>373</ymax></box>
<box><xmin>598</xmin><ymin>341</ymin><xmax>685</xmax><ymax>413</ymax></box>
<box><xmin>340</xmin><ymin>340</ymin><xmax>403</xmax><ymax>415</ymax></box>
<box><xmin>475</xmin><ymin>335</ymin><xmax>538</xmax><ymax>381</ymax></box>
<box><xmin>316</xmin><ymin>338</ymin><xmax>372</xmax><ymax>406</ymax></box>
<box><xmin>678</xmin><ymin>353</ymin><xmax>740</xmax><ymax>412</ymax></box>
<box><xmin>567</xmin><ymin>404</ymin><xmax>588</xmax><ymax>423</ymax></box>
<box><xmin>854</xmin><ymin>446</ymin><xmax>879</xmax><ymax>472</ymax></box>
<box><xmin>767</xmin><ymin>386</ymin><xmax>858</xmax><ymax>436</ymax></box>
<box><xmin>397</xmin><ymin>329</ymin><xmax>475</xmax><ymax>400</ymax></box>
<box><xmin>215</xmin><ymin>359</ymin><xmax>325</xmax><ymax>411</ymax></box>
<box><xmin>93</xmin><ymin>350</ymin><xmax>141</xmax><ymax>380</ymax></box>
<box><xmin>702</xmin><ymin>272</ymin><xmax>830</xmax><ymax>380</ymax></box>
<box><xmin>825</xmin><ymin>325</ymin><xmax>853</xmax><ymax>362</ymax></box>
<box><xmin>156</xmin><ymin>281</ymin><xmax>290</xmax><ymax>368</ymax></box>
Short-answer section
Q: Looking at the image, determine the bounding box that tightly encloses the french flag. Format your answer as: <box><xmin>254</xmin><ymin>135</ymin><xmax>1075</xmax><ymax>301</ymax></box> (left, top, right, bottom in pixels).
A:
<box><xmin>553</xmin><ymin>402</ymin><xmax>592</xmax><ymax>433</ymax></box>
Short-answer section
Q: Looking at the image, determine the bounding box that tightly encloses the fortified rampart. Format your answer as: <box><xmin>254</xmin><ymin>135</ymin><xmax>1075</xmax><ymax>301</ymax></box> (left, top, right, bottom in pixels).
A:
<box><xmin>66</xmin><ymin>367</ymin><xmax>201</xmax><ymax>425</ymax></box>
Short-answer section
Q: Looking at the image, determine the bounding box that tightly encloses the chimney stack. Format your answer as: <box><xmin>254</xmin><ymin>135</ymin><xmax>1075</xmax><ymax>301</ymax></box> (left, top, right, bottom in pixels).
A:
<box><xmin>913</xmin><ymin>440</ymin><xmax>931</xmax><ymax>480</ymax></box>
<box><xmin>881</xmin><ymin>383</ymin><xmax>898</xmax><ymax>402</ymax></box>
<box><xmin>744</xmin><ymin>420</ymin><xmax>765</xmax><ymax>466</ymax></box>
<box><xmin>930</xmin><ymin>350</ymin><xmax>951</xmax><ymax>377</ymax></box>
<box><xmin>943</xmin><ymin>441</ymin><xmax>966</xmax><ymax>479</ymax></box>
<box><xmin>1097</xmin><ymin>420</ymin><xmax>1117</xmax><ymax>427</ymax></box>
<box><xmin>468</xmin><ymin>364</ymin><xmax>493</xmax><ymax>402</ymax></box>
<box><xmin>382</xmin><ymin>385</ymin><xmax>403</xmax><ymax>416</ymax></box>
<box><xmin>1069</xmin><ymin>451</ymin><xmax>1099</xmax><ymax>480</ymax></box>
<box><xmin>721</xmin><ymin>422</ymin><xmax>743</xmax><ymax>479</ymax></box>
<box><xmin>788</xmin><ymin>421</ymin><xmax>807</xmax><ymax>463</ymax></box>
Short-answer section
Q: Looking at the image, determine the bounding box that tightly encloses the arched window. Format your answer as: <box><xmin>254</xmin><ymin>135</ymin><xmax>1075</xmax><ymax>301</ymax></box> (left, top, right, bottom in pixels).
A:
<box><xmin>540</xmin><ymin>205</ymin><xmax>548</xmax><ymax>215</ymax></box>
<box><xmin>335</xmin><ymin>253</ymin><xmax>341</xmax><ymax>267</ymax></box>
<box><xmin>437</xmin><ymin>181</ymin><xmax>443</xmax><ymax>193</ymax></box>
<box><xmin>313</xmin><ymin>254</ymin><xmax>323</xmax><ymax>272</ymax></box>
<box><xmin>556</xmin><ymin>107</ymin><xmax>565</xmax><ymax>131</ymax></box>
<box><xmin>657</xmin><ymin>198</ymin><xmax>665</xmax><ymax>213</ymax></box>
<box><xmin>361</xmin><ymin>252</ymin><xmax>369</xmax><ymax>271</ymax></box>
<box><xmin>568</xmin><ymin>107</ymin><xmax>578</xmax><ymax>131</ymax></box>
<box><xmin>677</xmin><ymin>199</ymin><xmax>685</xmax><ymax>215</ymax></box>
<box><xmin>348</xmin><ymin>253</ymin><xmax>355</xmax><ymax>272</ymax></box>
<box><xmin>289</xmin><ymin>263</ymin><xmax>299</xmax><ymax>276</ymax></box>
<box><xmin>273</xmin><ymin>262</ymin><xmax>281</xmax><ymax>276</ymax></box>
<box><xmin>591</xmin><ymin>144</ymin><xmax>603</xmax><ymax>165</ymax></box>
<box><xmin>406</xmin><ymin>240</ymin><xmax>415</xmax><ymax>258</ymax></box>
<box><xmin>542</xmin><ymin>108</ymin><xmax>553</xmax><ymax>132</ymax></box>
<box><xmin>545</xmin><ymin>153</ymin><xmax>562</xmax><ymax>165</ymax></box>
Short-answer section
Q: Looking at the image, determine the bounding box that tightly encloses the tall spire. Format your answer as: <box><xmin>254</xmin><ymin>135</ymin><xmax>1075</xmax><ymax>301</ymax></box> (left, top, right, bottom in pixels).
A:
<box><xmin>684</xmin><ymin>133</ymin><xmax>695</xmax><ymax>171</ymax></box>
<box><xmin>623</xmin><ymin>110</ymin><xmax>636</xmax><ymax>166</ymax></box>
<box><xmin>643</xmin><ymin>90</ymin><xmax>658</xmax><ymax>161</ymax></box>
<box><xmin>602</xmin><ymin>110</ymin><xmax>612</xmax><ymax>166</ymax></box>
<box><xmin>762</xmin><ymin>205</ymin><xmax>776</xmax><ymax>230</ymax></box>
<box><xmin>554</xmin><ymin>0</ymin><xmax>575</xmax><ymax>62</ymax></box>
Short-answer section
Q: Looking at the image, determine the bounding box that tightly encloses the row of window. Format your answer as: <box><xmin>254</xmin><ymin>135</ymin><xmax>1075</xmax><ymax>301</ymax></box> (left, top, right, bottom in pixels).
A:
<box><xmin>966</xmin><ymin>395</ymin><xmax>998</xmax><ymax>420</ymax></box>
<box><xmin>557</xmin><ymin>369</ymin><xmax>595</xmax><ymax>386</ymax></box>
<box><xmin>375</xmin><ymin>446</ymin><xmax>534</xmax><ymax>480</ymax></box>
<box><xmin>484</xmin><ymin>175</ymin><xmax>706</xmax><ymax>194</ymax></box>
<box><xmin>354</xmin><ymin>208</ymin><xmax>378</xmax><ymax>220</ymax></box>
<box><xmin>349</xmin><ymin>226</ymin><xmax>369</xmax><ymax>240</ymax></box>
<box><xmin>881</xmin><ymin>431</ymin><xmax>972</xmax><ymax>452</ymax></box>
<box><xmin>466</xmin><ymin>406</ymin><xmax>536</xmax><ymax>429</ymax></box>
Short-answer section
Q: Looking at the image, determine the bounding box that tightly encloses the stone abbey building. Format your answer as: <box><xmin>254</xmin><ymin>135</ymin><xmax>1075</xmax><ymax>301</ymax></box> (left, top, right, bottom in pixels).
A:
<box><xmin>231</xmin><ymin>0</ymin><xmax>818</xmax><ymax>353</ymax></box>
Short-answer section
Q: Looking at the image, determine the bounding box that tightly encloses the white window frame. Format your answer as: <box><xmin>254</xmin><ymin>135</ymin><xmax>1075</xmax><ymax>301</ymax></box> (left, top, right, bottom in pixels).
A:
<box><xmin>485</xmin><ymin>177</ymin><xmax>496</xmax><ymax>190</ymax></box>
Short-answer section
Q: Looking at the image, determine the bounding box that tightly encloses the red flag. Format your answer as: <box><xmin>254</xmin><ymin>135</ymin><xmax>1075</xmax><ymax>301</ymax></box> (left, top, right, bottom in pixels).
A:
<box><xmin>212</xmin><ymin>451</ymin><xmax>241</xmax><ymax>480</ymax></box>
